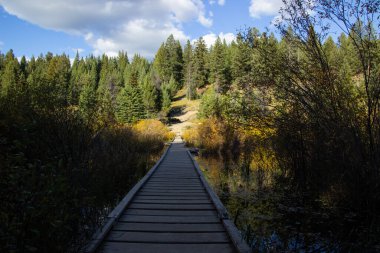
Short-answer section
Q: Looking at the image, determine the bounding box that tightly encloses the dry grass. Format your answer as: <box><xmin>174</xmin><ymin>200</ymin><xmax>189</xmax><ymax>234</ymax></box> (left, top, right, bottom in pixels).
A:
<box><xmin>169</xmin><ymin>88</ymin><xmax>201</xmax><ymax>135</ymax></box>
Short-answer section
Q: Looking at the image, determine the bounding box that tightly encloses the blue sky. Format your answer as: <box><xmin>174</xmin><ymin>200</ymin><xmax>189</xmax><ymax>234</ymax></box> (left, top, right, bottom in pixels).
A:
<box><xmin>0</xmin><ymin>0</ymin><xmax>282</xmax><ymax>59</ymax></box>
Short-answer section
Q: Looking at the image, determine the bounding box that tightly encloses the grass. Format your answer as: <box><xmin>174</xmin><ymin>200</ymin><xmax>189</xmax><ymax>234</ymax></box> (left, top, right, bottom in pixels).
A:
<box><xmin>171</xmin><ymin>87</ymin><xmax>201</xmax><ymax>113</ymax></box>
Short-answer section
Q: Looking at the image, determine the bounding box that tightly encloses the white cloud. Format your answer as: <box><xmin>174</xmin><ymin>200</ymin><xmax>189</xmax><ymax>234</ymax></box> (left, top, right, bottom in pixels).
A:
<box><xmin>249</xmin><ymin>0</ymin><xmax>283</xmax><ymax>18</ymax></box>
<box><xmin>0</xmin><ymin>0</ymin><xmax>213</xmax><ymax>57</ymax></box>
<box><xmin>198</xmin><ymin>14</ymin><xmax>213</xmax><ymax>27</ymax></box>
<box><xmin>194</xmin><ymin>32</ymin><xmax>235</xmax><ymax>48</ymax></box>
<box><xmin>209</xmin><ymin>0</ymin><xmax>225</xmax><ymax>6</ymax></box>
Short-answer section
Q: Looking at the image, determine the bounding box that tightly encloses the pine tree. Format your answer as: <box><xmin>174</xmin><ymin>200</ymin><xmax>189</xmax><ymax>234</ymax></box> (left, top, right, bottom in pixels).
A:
<box><xmin>193</xmin><ymin>37</ymin><xmax>208</xmax><ymax>88</ymax></box>
<box><xmin>116</xmin><ymin>85</ymin><xmax>145</xmax><ymax>124</ymax></box>
<box><xmin>79</xmin><ymin>83</ymin><xmax>97</xmax><ymax>122</ymax></box>
<box><xmin>209</xmin><ymin>37</ymin><xmax>231</xmax><ymax>93</ymax></box>
<box><xmin>231</xmin><ymin>34</ymin><xmax>252</xmax><ymax>89</ymax></box>
<box><xmin>153</xmin><ymin>43</ymin><xmax>170</xmax><ymax>84</ymax></box>
<box><xmin>141</xmin><ymin>72</ymin><xmax>159</xmax><ymax>116</ymax></box>
<box><xmin>161</xmin><ymin>81</ymin><xmax>172</xmax><ymax>111</ymax></box>
<box><xmin>0</xmin><ymin>50</ymin><xmax>21</xmax><ymax>99</ymax></box>
<box><xmin>165</xmin><ymin>35</ymin><xmax>184</xmax><ymax>86</ymax></box>
<box><xmin>182</xmin><ymin>40</ymin><xmax>197</xmax><ymax>100</ymax></box>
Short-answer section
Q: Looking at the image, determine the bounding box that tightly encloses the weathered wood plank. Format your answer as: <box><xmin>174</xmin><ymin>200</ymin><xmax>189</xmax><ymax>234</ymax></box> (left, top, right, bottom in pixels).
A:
<box><xmin>124</xmin><ymin>209</ymin><xmax>216</xmax><ymax>216</ymax></box>
<box><xmin>142</xmin><ymin>185</ymin><xmax>203</xmax><ymax>189</ymax></box>
<box><xmin>101</xmin><ymin>242</ymin><xmax>236</xmax><ymax>253</ymax></box>
<box><xmin>147</xmin><ymin>180</ymin><xmax>203</xmax><ymax>188</ymax></box>
<box><xmin>150</xmin><ymin>176</ymin><xmax>199</xmax><ymax>179</ymax></box>
<box><xmin>112</xmin><ymin>222</ymin><xmax>225</xmax><ymax>232</ymax></box>
<box><xmin>130</xmin><ymin>199</ymin><xmax>211</xmax><ymax>204</ymax></box>
<box><xmin>139</xmin><ymin>190</ymin><xmax>206</xmax><ymax>194</ymax></box>
<box><xmin>119</xmin><ymin>215</ymin><xmax>220</xmax><ymax>223</ymax></box>
<box><xmin>128</xmin><ymin>203</ymin><xmax>215</xmax><ymax>210</ymax></box>
<box><xmin>136</xmin><ymin>192</ymin><xmax>209</xmax><ymax>197</ymax></box>
<box><xmin>106</xmin><ymin>231</ymin><xmax>230</xmax><ymax>243</ymax></box>
<box><xmin>133</xmin><ymin>195</ymin><xmax>210</xmax><ymax>200</ymax></box>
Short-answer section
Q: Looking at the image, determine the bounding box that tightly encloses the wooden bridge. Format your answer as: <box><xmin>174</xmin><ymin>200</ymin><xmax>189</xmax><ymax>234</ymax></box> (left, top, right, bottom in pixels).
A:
<box><xmin>86</xmin><ymin>138</ymin><xmax>250</xmax><ymax>253</ymax></box>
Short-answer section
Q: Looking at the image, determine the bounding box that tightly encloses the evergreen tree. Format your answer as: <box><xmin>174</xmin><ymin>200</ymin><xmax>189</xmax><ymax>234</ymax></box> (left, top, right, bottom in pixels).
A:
<box><xmin>0</xmin><ymin>50</ymin><xmax>21</xmax><ymax>99</ymax></box>
<box><xmin>182</xmin><ymin>40</ymin><xmax>197</xmax><ymax>100</ymax></box>
<box><xmin>115</xmin><ymin>85</ymin><xmax>145</xmax><ymax>123</ymax></box>
<box><xmin>193</xmin><ymin>37</ymin><xmax>208</xmax><ymax>88</ymax></box>
<box><xmin>153</xmin><ymin>43</ymin><xmax>170</xmax><ymax>84</ymax></box>
<box><xmin>231</xmin><ymin>34</ymin><xmax>252</xmax><ymax>89</ymax></box>
<box><xmin>209</xmin><ymin>37</ymin><xmax>231</xmax><ymax>93</ymax></box>
<box><xmin>141</xmin><ymin>73</ymin><xmax>159</xmax><ymax>116</ymax></box>
<box><xmin>161</xmin><ymin>81</ymin><xmax>172</xmax><ymax>111</ymax></box>
<box><xmin>165</xmin><ymin>35</ymin><xmax>183</xmax><ymax>86</ymax></box>
<box><xmin>79</xmin><ymin>83</ymin><xmax>97</xmax><ymax>122</ymax></box>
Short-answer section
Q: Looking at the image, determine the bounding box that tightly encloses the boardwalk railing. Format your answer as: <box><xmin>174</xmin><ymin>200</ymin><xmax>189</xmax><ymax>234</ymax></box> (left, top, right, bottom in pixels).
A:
<box><xmin>86</xmin><ymin>140</ymin><xmax>250</xmax><ymax>253</ymax></box>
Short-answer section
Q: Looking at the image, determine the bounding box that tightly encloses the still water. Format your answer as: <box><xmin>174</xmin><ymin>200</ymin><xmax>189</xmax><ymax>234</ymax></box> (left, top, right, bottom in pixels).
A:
<box><xmin>196</xmin><ymin>155</ymin><xmax>374</xmax><ymax>252</ymax></box>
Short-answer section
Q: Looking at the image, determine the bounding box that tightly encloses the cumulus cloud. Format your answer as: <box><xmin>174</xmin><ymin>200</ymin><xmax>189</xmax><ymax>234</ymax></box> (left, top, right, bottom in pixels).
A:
<box><xmin>193</xmin><ymin>32</ymin><xmax>235</xmax><ymax>48</ymax></box>
<box><xmin>0</xmin><ymin>0</ymin><xmax>213</xmax><ymax>57</ymax></box>
<box><xmin>249</xmin><ymin>0</ymin><xmax>283</xmax><ymax>18</ymax></box>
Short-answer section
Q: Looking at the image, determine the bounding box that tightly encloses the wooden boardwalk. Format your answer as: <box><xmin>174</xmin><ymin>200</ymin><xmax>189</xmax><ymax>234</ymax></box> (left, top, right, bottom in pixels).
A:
<box><xmin>86</xmin><ymin>138</ymin><xmax>250</xmax><ymax>253</ymax></box>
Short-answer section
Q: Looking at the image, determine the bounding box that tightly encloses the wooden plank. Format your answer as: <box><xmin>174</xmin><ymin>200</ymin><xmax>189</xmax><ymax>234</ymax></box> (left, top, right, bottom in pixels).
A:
<box><xmin>142</xmin><ymin>185</ymin><xmax>203</xmax><ymax>189</ymax></box>
<box><xmin>152</xmin><ymin>173</ymin><xmax>197</xmax><ymax>176</ymax></box>
<box><xmin>137</xmin><ymin>188</ymin><xmax>206</xmax><ymax>192</ymax></box>
<box><xmin>124</xmin><ymin>209</ymin><xmax>216</xmax><ymax>216</ymax></box>
<box><xmin>147</xmin><ymin>179</ymin><xmax>201</xmax><ymax>182</ymax></box>
<box><xmin>140</xmin><ymin>189</ymin><xmax>206</xmax><ymax>194</ymax></box>
<box><xmin>145</xmin><ymin>182</ymin><xmax>202</xmax><ymax>185</ymax></box>
<box><xmin>131</xmin><ymin>199</ymin><xmax>211</xmax><ymax>204</ymax></box>
<box><xmin>128</xmin><ymin>203</ymin><xmax>215</xmax><ymax>210</ymax></box>
<box><xmin>106</xmin><ymin>231</ymin><xmax>230</xmax><ymax>243</ymax></box>
<box><xmin>150</xmin><ymin>176</ymin><xmax>199</xmax><ymax>179</ymax></box>
<box><xmin>119</xmin><ymin>215</ymin><xmax>220</xmax><ymax>223</ymax></box>
<box><xmin>133</xmin><ymin>195</ymin><xmax>210</xmax><ymax>200</ymax></box>
<box><xmin>136</xmin><ymin>192</ymin><xmax>209</xmax><ymax>197</ymax></box>
<box><xmin>101</xmin><ymin>242</ymin><xmax>235</xmax><ymax>253</ymax></box>
<box><xmin>112</xmin><ymin>222</ymin><xmax>225</xmax><ymax>232</ymax></box>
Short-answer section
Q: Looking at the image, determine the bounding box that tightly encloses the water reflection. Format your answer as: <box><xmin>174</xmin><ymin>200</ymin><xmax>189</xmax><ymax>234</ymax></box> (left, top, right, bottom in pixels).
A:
<box><xmin>196</xmin><ymin>156</ymin><xmax>367</xmax><ymax>252</ymax></box>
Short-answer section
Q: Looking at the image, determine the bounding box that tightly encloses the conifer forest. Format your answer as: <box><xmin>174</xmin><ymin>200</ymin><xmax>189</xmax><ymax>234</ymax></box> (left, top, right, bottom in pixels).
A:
<box><xmin>1</xmin><ymin>0</ymin><xmax>380</xmax><ymax>252</ymax></box>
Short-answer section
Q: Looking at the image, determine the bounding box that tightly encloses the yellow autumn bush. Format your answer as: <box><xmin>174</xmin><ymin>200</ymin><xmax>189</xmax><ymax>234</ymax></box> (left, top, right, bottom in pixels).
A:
<box><xmin>133</xmin><ymin>119</ymin><xmax>175</xmax><ymax>143</ymax></box>
<box><xmin>182</xmin><ymin>127</ymin><xmax>198</xmax><ymax>146</ymax></box>
<box><xmin>182</xmin><ymin>117</ymin><xmax>227</xmax><ymax>153</ymax></box>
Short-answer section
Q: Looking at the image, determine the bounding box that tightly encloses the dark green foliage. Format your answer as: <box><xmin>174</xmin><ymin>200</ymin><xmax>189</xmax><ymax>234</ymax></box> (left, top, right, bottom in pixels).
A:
<box><xmin>116</xmin><ymin>85</ymin><xmax>145</xmax><ymax>124</ymax></box>
<box><xmin>153</xmin><ymin>35</ymin><xmax>183</xmax><ymax>87</ymax></box>
<box><xmin>140</xmin><ymin>73</ymin><xmax>160</xmax><ymax>116</ymax></box>
<box><xmin>79</xmin><ymin>83</ymin><xmax>97</xmax><ymax>122</ymax></box>
<box><xmin>209</xmin><ymin>37</ymin><xmax>231</xmax><ymax>93</ymax></box>
<box><xmin>183</xmin><ymin>40</ymin><xmax>197</xmax><ymax>100</ymax></box>
<box><xmin>192</xmin><ymin>37</ymin><xmax>208</xmax><ymax>88</ymax></box>
<box><xmin>231</xmin><ymin>34</ymin><xmax>253</xmax><ymax>89</ymax></box>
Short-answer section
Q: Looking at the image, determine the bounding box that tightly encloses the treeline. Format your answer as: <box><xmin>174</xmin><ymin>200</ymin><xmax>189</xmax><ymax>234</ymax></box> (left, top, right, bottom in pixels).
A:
<box><xmin>184</xmin><ymin>0</ymin><xmax>380</xmax><ymax>245</ymax></box>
